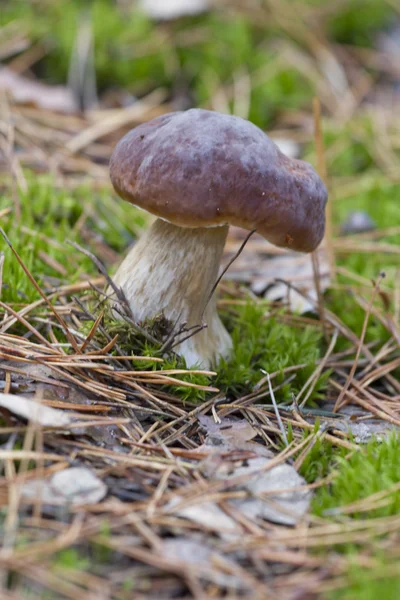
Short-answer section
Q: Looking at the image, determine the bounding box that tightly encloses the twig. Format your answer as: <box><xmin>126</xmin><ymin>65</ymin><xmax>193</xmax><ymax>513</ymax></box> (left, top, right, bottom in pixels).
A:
<box><xmin>263</xmin><ymin>371</ymin><xmax>288</xmax><ymax>447</ymax></box>
<box><xmin>67</xmin><ymin>240</ymin><xmax>127</xmax><ymax>308</ymax></box>
<box><xmin>200</xmin><ymin>228</ymin><xmax>256</xmax><ymax>322</ymax></box>
<box><xmin>333</xmin><ymin>272</ymin><xmax>385</xmax><ymax>412</ymax></box>
<box><xmin>311</xmin><ymin>249</ymin><xmax>328</xmax><ymax>340</ymax></box>
<box><xmin>313</xmin><ymin>96</ymin><xmax>335</xmax><ymax>280</ymax></box>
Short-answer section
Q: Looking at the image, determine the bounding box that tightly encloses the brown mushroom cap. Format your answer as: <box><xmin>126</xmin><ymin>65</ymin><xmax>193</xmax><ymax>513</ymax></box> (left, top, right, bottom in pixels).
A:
<box><xmin>110</xmin><ymin>109</ymin><xmax>327</xmax><ymax>252</ymax></box>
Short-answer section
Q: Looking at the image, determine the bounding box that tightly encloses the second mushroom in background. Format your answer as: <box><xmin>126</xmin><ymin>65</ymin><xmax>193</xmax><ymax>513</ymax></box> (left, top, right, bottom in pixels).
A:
<box><xmin>109</xmin><ymin>109</ymin><xmax>327</xmax><ymax>368</ymax></box>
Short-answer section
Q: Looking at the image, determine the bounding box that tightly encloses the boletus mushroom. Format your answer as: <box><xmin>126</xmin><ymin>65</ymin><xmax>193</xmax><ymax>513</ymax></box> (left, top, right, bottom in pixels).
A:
<box><xmin>109</xmin><ymin>109</ymin><xmax>327</xmax><ymax>368</ymax></box>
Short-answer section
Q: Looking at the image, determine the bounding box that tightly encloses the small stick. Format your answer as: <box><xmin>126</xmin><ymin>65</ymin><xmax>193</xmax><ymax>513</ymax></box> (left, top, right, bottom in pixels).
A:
<box><xmin>0</xmin><ymin>300</ymin><xmax>58</xmax><ymax>351</ymax></box>
<box><xmin>67</xmin><ymin>240</ymin><xmax>126</xmax><ymax>307</ymax></box>
<box><xmin>264</xmin><ymin>371</ymin><xmax>288</xmax><ymax>447</ymax></box>
<box><xmin>313</xmin><ymin>96</ymin><xmax>335</xmax><ymax>281</ymax></box>
<box><xmin>311</xmin><ymin>249</ymin><xmax>328</xmax><ymax>340</ymax></box>
<box><xmin>0</xmin><ymin>251</ymin><xmax>4</xmax><ymax>301</ymax></box>
<box><xmin>333</xmin><ymin>272</ymin><xmax>386</xmax><ymax>412</ymax></box>
<box><xmin>79</xmin><ymin>310</ymin><xmax>104</xmax><ymax>352</ymax></box>
<box><xmin>200</xmin><ymin>228</ymin><xmax>256</xmax><ymax>322</ymax></box>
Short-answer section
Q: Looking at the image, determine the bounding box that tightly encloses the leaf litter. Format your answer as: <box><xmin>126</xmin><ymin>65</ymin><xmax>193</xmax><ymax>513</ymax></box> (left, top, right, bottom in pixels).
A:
<box><xmin>21</xmin><ymin>467</ymin><xmax>107</xmax><ymax>507</ymax></box>
<box><xmin>0</xmin><ymin>392</ymin><xmax>73</xmax><ymax>427</ymax></box>
<box><xmin>165</xmin><ymin>415</ymin><xmax>309</xmax><ymax>534</ymax></box>
<box><xmin>0</xmin><ymin>67</ymin><xmax>77</xmax><ymax>113</ymax></box>
<box><xmin>1</xmin><ymin>201</ymin><xmax>399</xmax><ymax>599</ymax></box>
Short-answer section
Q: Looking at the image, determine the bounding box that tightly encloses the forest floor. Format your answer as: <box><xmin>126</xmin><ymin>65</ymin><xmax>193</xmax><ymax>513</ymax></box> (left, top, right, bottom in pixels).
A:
<box><xmin>0</xmin><ymin>1</ymin><xmax>400</xmax><ymax>598</ymax></box>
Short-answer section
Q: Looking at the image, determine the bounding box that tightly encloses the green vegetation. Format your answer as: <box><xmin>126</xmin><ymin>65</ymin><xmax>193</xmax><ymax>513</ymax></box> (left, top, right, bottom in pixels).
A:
<box><xmin>54</xmin><ymin>548</ymin><xmax>91</xmax><ymax>571</ymax></box>
<box><xmin>314</xmin><ymin>434</ymin><xmax>400</xmax><ymax>520</ymax></box>
<box><xmin>0</xmin><ymin>0</ymin><xmax>395</xmax><ymax>128</ymax></box>
<box><xmin>300</xmin><ymin>428</ymin><xmax>343</xmax><ymax>483</ymax></box>
<box><xmin>216</xmin><ymin>302</ymin><xmax>325</xmax><ymax>397</ymax></box>
<box><xmin>328</xmin><ymin>557</ymin><xmax>400</xmax><ymax>600</ymax></box>
<box><xmin>0</xmin><ymin>174</ymin><xmax>147</xmax><ymax>305</ymax></box>
<box><xmin>313</xmin><ymin>436</ymin><xmax>400</xmax><ymax>599</ymax></box>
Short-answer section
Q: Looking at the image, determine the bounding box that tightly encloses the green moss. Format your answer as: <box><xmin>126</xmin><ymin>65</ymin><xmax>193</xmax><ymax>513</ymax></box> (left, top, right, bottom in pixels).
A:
<box><xmin>216</xmin><ymin>302</ymin><xmax>325</xmax><ymax>400</ymax></box>
<box><xmin>300</xmin><ymin>429</ymin><xmax>344</xmax><ymax>483</ymax></box>
<box><xmin>309</xmin><ymin>437</ymin><xmax>400</xmax><ymax>596</ymax></box>
<box><xmin>88</xmin><ymin>299</ymin><xmax>325</xmax><ymax>404</ymax></box>
<box><xmin>0</xmin><ymin>174</ymin><xmax>147</xmax><ymax>304</ymax></box>
<box><xmin>327</xmin><ymin>557</ymin><xmax>400</xmax><ymax>600</ymax></box>
<box><xmin>313</xmin><ymin>435</ymin><xmax>400</xmax><ymax>519</ymax></box>
<box><xmin>54</xmin><ymin>548</ymin><xmax>91</xmax><ymax>571</ymax></box>
<box><xmin>328</xmin><ymin>0</ymin><xmax>395</xmax><ymax>46</ymax></box>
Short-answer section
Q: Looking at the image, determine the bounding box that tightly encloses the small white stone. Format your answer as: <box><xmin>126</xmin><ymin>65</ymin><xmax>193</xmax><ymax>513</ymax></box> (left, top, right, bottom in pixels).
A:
<box><xmin>140</xmin><ymin>0</ymin><xmax>208</xmax><ymax>20</ymax></box>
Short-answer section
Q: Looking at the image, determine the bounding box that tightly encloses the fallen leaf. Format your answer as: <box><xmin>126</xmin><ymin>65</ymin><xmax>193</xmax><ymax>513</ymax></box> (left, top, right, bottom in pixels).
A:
<box><xmin>168</xmin><ymin>416</ymin><xmax>311</xmax><ymax>533</ymax></box>
<box><xmin>1</xmin><ymin>361</ymin><xmax>58</xmax><ymax>388</ymax></box>
<box><xmin>163</xmin><ymin>538</ymin><xmax>246</xmax><ymax>589</ymax></box>
<box><xmin>166</xmin><ymin>497</ymin><xmax>241</xmax><ymax>537</ymax></box>
<box><xmin>169</xmin><ymin>456</ymin><xmax>310</xmax><ymax>533</ymax></box>
<box><xmin>0</xmin><ymin>392</ymin><xmax>72</xmax><ymax>427</ymax></box>
<box><xmin>199</xmin><ymin>415</ymin><xmax>258</xmax><ymax>445</ymax></box>
<box><xmin>227</xmin><ymin>458</ymin><xmax>311</xmax><ymax>526</ymax></box>
<box><xmin>22</xmin><ymin>467</ymin><xmax>107</xmax><ymax>506</ymax></box>
<box><xmin>318</xmin><ymin>401</ymin><xmax>399</xmax><ymax>443</ymax></box>
<box><xmin>223</xmin><ymin>229</ymin><xmax>330</xmax><ymax>314</ymax></box>
<box><xmin>198</xmin><ymin>416</ymin><xmax>274</xmax><ymax>465</ymax></box>
<box><xmin>254</xmin><ymin>249</ymin><xmax>330</xmax><ymax>313</ymax></box>
<box><xmin>0</xmin><ymin>67</ymin><xmax>77</xmax><ymax>113</ymax></box>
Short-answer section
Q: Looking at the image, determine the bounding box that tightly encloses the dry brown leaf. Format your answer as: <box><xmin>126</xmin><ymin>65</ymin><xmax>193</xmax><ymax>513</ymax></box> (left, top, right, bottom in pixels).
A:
<box><xmin>198</xmin><ymin>414</ymin><xmax>258</xmax><ymax>444</ymax></box>
<box><xmin>22</xmin><ymin>466</ymin><xmax>107</xmax><ymax>506</ymax></box>
<box><xmin>169</xmin><ymin>416</ymin><xmax>311</xmax><ymax>532</ymax></box>
<box><xmin>0</xmin><ymin>67</ymin><xmax>77</xmax><ymax>113</ymax></box>
<box><xmin>257</xmin><ymin>249</ymin><xmax>330</xmax><ymax>313</ymax></box>
<box><xmin>0</xmin><ymin>392</ymin><xmax>72</xmax><ymax>427</ymax></box>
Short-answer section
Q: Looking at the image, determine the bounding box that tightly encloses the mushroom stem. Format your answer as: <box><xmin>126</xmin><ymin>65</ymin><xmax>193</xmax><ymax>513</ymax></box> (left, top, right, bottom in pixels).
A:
<box><xmin>112</xmin><ymin>218</ymin><xmax>232</xmax><ymax>368</ymax></box>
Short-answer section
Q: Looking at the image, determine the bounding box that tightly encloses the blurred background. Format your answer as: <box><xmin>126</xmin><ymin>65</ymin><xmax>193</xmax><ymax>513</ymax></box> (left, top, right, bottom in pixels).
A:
<box><xmin>1</xmin><ymin>0</ymin><xmax>399</xmax><ymax>170</ymax></box>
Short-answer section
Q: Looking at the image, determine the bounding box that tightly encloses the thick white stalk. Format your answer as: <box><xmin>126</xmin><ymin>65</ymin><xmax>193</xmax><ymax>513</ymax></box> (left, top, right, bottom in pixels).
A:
<box><xmin>112</xmin><ymin>218</ymin><xmax>232</xmax><ymax>368</ymax></box>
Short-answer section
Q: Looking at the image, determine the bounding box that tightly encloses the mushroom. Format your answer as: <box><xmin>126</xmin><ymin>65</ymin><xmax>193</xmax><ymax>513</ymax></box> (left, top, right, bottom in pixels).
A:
<box><xmin>109</xmin><ymin>109</ymin><xmax>327</xmax><ymax>368</ymax></box>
